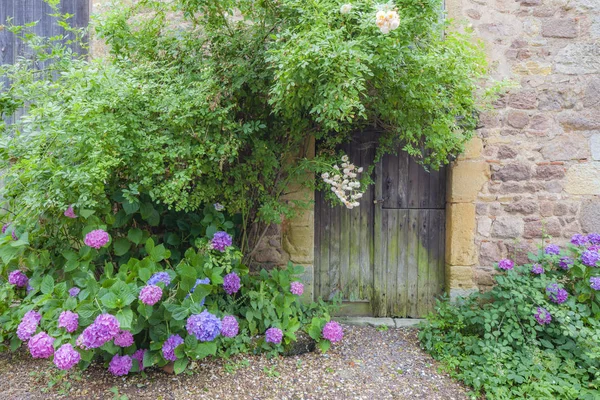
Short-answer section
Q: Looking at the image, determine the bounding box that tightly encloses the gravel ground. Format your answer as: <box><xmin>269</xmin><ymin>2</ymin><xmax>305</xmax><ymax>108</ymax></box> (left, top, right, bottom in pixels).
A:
<box><xmin>0</xmin><ymin>325</ymin><xmax>470</xmax><ymax>400</ymax></box>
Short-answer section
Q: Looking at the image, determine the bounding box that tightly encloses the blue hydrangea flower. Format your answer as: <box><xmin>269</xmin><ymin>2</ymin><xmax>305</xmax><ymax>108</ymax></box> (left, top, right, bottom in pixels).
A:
<box><xmin>186</xmin><ymin>310</ymin><xmax>221</xmax><ymax>342</ymax></box>
<box><xmin>590</xmin><ymin>277</ymin><xmax>600</xmax><ymax>291</ymax></box>
<box><xmin>187</xmin><ymin>277</ymin><xmax>210</xmax><ymax>306</ymax></box>
<box><xmin>148</xmin><ymin>272</ymin><xmax>171</xmax><ymax>286</ymax></box>
<box><xmin>581</xmin><ymin>250</ymin><xmax>600</xmax><ymax>267</ymax></box>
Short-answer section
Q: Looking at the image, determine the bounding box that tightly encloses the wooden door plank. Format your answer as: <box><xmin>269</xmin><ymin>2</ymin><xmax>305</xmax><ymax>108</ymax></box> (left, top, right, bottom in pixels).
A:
<box><xmin>418</xmin><ymin>164</ymin><xmax>431</xmax><ymax>209</ymax></box>
<box><xmin>329</xmin><ymin>203</ymin><xmax>341</xmax><ymax>300</ymax></box>
<box><xmin>407</xmin><ymin>156</ymin><xmax>420</xmax><ymax>209</ymax></box>
<box><xmin>373</xmin><ymin>160</ymin><xmax>386</xmax><ymax>316</ymax></box>
<box><xmin>348</xmin><ymin>191</ymin><xmax>361</xmax><ymax>301</ymax></box>
<box><xmin>407</xmin><ymin>209</ymin><xmax>419</xmax><ymax>317</ymax></box>
<box><xmin>386</xmin><ymin>210</ymin><xmax>399</xmax><ymax>316</ymax></box>
<box><xmin>397</xmin><ymin>149</ymin><xmax>409</xmax><ymax>209</ymax></box>
<box><xmin>314</xmin><ymin>188</ymin><xmax>321</xmax><ymax>299</ymax></box>
<box><xmin>382</xmin><ymin>152</ymin><xmax>398</xmax><ymax>209</ymax></box>
<box><xmin>417</xmin><ymin>210</ymin><xmax>430</xmax><ymax>317</ymax></box>
<box><xmin>339</xmin><ymin>205</ymin><xmax>350</xmax><ymax>300</ymax></box>
<box><xmin>358</xmin><ymin>144</ymin><xmax>372</xmax><ymax>301</ymax></box>
<box><xmin>428</xmin><ymin>210</ymin><xmax>442</xmax><ymax>313</ymax></box>
<box><xmin>397</xmin><ymin>210</ymin><xmax>409</xmax><ymax>317</ymax></box>
<box><xmin>429</xmin><ymin>168</ymin><xmax>440</xmax><ymax>209</ymax></box>
<box><xmin>438</xmin><ymin>209</ymin><xmax>446</xmax><ymax>298</ymax></box>
<box><xmin>319</xmin><ymin>195</ymin><xmax>331</xmax><ymax>301</ymax></box>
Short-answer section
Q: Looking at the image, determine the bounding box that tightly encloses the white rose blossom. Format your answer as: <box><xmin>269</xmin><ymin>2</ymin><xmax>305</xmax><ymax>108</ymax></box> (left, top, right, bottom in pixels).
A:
<box><xmin>321</xmin><ymin>155</ymin><xmax>366</xmax><ymax>209</ymax></box>
<box><xmin>375</xmin><ymin>7</ymin><xmax>400</xmax><ymax>34</ymax></box>
<box><xmin>340</xmin><ymin>4</ymin><xmax>353</xmax><ymax>14</ymax></box>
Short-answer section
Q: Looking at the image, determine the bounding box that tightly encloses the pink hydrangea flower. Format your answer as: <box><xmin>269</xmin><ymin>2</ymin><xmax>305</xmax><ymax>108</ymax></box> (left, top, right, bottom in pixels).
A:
<box><xmin>108</xmin><ymin>354</ymin><xmax>132</xmax><ymax>376</ymax></box>
<box><xmin>132</xmin><ymin>349</ymin><xmax>147</xmax><ymax>371</ymax></box>
<box><xmin>28</xmin><ymin>332</ymin><xmax>55</xmax><ymax>358</ymax></box>
<box><xmin>77</xmin><ymin>313</ymin><xmax>120</xmax><ymax>349</ymax></box>
<box><xmin>84</xmin><ymin>229</ymin><xmax>110</xmax><ymax>249</ymax></box>
<box><xmin>290</xmin><ymin>281</ymin><xmax>304</xmax><ymax>296</ymax></box>
<box><xmin>17</xmin><ymin>310</ymin><xmax>42</xmax><ymax>341</ymax></box>
<box><xmin>322</xmin><ymin>321</ymin><xmax>344</xmax><ymax>343</ymax></box>
<box><xmin>223</xmin><ymin>272</ymin><xmax>241</xmax><ymax>295</ymax></box>
<box><xmin>220</xmin><ymin>316</ymin><xmax>239</xmax><ymax>338</ymax></box>
<box><xmin>114</xmin><ymin>330</ymin><xmax>134</xmax><ymax>347</ymax></box>
<box><xmin>53</xmin><ymin>344</ymin><xmax>81</xmax><ymax>370</ymax></box>
<box><xmin>162</xmin><ymin>334</ymin><xmax>184</xmax><ymax>362</ymax></box>
<box><xmin>58</xmin><ymin>311</ymin><xmax>79</xmax><ymax>333</ymax></box>
<box><xmin>265</xmin><ymin>327</ymin><xmax>283</xmax><ymax>344</ymax></box>
<box><xmin>139</xmin><ymin>285</ymin><xmax>162</xmax><ymax>305</ymax></box>
<box><xmin>64</xmin><ymin>206</ymin><xmax>77</xmax><ymax>219</ymax></box>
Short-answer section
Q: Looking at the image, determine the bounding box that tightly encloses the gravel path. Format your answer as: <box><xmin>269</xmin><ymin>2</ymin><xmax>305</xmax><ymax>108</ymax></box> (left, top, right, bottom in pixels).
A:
<box><xmin>0</xmin><ymin>325</ymin><xmax>469</xmax><ymax>400</ymax></box>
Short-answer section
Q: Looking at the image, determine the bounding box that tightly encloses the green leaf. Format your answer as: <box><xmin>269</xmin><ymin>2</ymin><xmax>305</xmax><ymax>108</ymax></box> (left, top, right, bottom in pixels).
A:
<box><xmin>150</xmin><ymin>244</ymin><xmax>166</xmax><ymax>262</ymax></box>
<box><xmin>174</xmin><ymin>358</ymin><xmax>189</xmax><ymax>375</ymax></box>
<box><xmin>116</xmin><ymin>308</ymin><xmax>134</xmax><ymax>330</ymax></box>
<box><xmin>205</xmin><ymin>225</ymin><xmax>218</xmax><ymax>238</ymax></box>
<box><xmin>123</xmin><ymin>200</ymin><xmax>140</xmax><ymax>215</ymax></box>
<box><xmin>41</xmin><ymin>275</ymin><xmax>55</xmax><ymax>295</ymax></box>
<box><xmin>64</xmin><ymin>296</ymin><xmax>77</xmax><ymax>310</ymax></box>
<box><xmin>193</xmin><ymin>342</ymin><xmax>217</xmax><ymax>360</ymax></box>
<box><xmin>113</xmin><ymin>238</ymin><xmax>131</xmax><ymax>256</ymax></box>
<box><xmin>100</xmin><ymin>292</ymin><xmax>119</xmax><ymax>309</ymax></box>
<box><xmin>145</xmin><ymin>238</ymin><xmax>155</xmax><ymax>254</ymax></box>
<box><xmin>77</xmin><ymin>302</ymin><xmax>97</xmax><ymax>320</ymax></box>
<box><xmin>128</xmin><ymin>228</ymin><xmax>144</xmax><ymax>245</ymax></box>
<box><xmin>318</xmin><ymin>340</ymin><xmax>331</xmax><ymax>353</ymax></box>
<box><xmin>79</xmin><ymin>209</ymin><xmax>95</xmax><ymax>219</ymax></box>
<box><xmin>139</xmin><ymin>268</ymin><xmax>151</xmax><ymax>282</ymax></box>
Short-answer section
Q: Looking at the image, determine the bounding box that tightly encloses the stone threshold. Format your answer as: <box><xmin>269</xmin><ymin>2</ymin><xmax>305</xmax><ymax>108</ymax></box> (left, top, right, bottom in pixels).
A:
<box><xmin>335</xmin><ymin>317</ymin><xmax>425</xmax><ymax>328</ymax></box>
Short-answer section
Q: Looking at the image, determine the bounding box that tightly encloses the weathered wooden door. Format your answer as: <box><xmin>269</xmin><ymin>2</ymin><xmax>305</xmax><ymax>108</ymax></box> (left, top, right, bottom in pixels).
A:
<box><xmin>314</xmin><ymin>134</ymin><xmax>446</xmax><ymax>317</ymax></box>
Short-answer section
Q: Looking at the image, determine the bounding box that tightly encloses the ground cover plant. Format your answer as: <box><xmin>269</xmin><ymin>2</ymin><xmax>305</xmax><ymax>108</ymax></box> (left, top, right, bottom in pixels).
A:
<box><xmin>419</xmin><ymin>235</ymin><xmax>600</xmax><ymax>399</ymax></box>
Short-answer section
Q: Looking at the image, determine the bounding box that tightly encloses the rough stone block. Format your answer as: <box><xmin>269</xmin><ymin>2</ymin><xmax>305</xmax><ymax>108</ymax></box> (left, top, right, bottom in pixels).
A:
<box><xmin>508</xmin><ymin>91</ymin><xmax>537</xmax><ymax>109</ymax></box>
<box><xmin>566</xmin><ymin>163</ymin><xmax>600</xmax><ymax>195</ymax></box>
<box><xmin>535</xmin><ymin>164</ymin><xmax>566</xmax><ymax>180</ymax></box>
<box><xmin>579</xmin><ymin>200</ymin><xmax>600</xmax><ymax>233</ymax></box>
<box><xmin>506</xmin><ymin>110</ymin><xmax>529</xmax><ymax>129</ymax></box>
<box><xmin>591</xmin><ymin>134</ymin><xmax>600</xmax><ymax>161</ymax></box>
<box><xmin>492</xmin><ymin>162</ymin><xmax>532</xmax><ymax>182</ymax></box>
<box><xmin>491</xmin><ymin>216</ymin><xmax>524</xmax><ymax>238</ymax></box>
<box><xmin>523</xmin><ymin>218</ymin><xmax>562</xmax><ymax>238</ymax></box>
<box><xmin>541</xmin><ymin>19</ymin><xmax>578</xmax><ymax>38</ymax></box>
<box><xmin>448</xmin><ymin>161</ymin><xmax>490</xmax><ymax>203</ymax></box>
<box><xmin>446</xmin><ymin>203</ymin><xmax>477</xmax><ymax>266</ymax></box>
<box><xmin>505</xmin><ymin>200</ymin><xmax>538</xmax><ymax>215</ymax></box>
<box><xmin>497</xmin><ymin>145</ymin><xmax>518</xmax><ymax>159</ymax></box>
<box><xmin>446</xmin><ymin>265</ymin><xmax>475</xmax><ymax>289</ymax></box>
<box><xmin>477</xmin><ymin>217</ymin><xmax>492</xmax><ymax>237</ymax></box>
<box><xmin>282</xmin><ymin>223</ymin><xmax>314</xmax><ymax>264</ymax></box>
<box><xmin>458</xmin><ymin>137</ymin><xmax>483</xmax><ymax>160</ymax></box>
<box><xmin>558</xmin><ymin>111</ymin><xmax>600</xmax><ymax>131</ymax></box>
<box><xmin>479</xmin><ymin>241</ymin><xmax>503</xmax><ymax>266</ymax></box>
<box><xmin>540</xmin><ymin>134</ymin><xmax>590</xmax><ymax>160</ymax></box>
<box><xmin>584</xmin><ymin>78</ymin><xmax>600</xmax><ymax>107</ymax></box>
<box><xmin>555</xmin><ymin>43</ymin><xmax>600</xmax><ymax>75</ymax></box>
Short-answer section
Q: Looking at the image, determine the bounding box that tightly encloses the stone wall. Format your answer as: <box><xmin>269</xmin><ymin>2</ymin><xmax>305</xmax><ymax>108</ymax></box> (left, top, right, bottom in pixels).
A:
<box><xmin>445</xmin><ymin>0</ymin><xmax>600</xmax><ymax>296</ymax></box>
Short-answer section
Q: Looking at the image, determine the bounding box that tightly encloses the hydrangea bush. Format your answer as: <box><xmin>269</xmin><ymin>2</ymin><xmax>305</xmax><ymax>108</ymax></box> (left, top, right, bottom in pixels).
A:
<box><xmin>419</xmin><ymin>234</ymin><xmax>600</xmax><ymax>399</ymax></box>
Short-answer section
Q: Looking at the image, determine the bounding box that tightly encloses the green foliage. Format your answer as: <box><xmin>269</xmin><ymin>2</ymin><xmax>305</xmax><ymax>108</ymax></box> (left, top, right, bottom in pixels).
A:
<box><xmin>419</xmin><ymin>242</ymin><xmax>600</xmax><ymax>399</ymax></box>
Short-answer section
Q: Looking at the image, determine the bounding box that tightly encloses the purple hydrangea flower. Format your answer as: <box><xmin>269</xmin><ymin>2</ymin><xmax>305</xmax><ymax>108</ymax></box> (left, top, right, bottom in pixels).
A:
<box><xmin>28</xmin><ymin>332</ymin><xmax>55</xmax><ymax>359</ymax></box>
<box><xmin>64</xmin><ymin>206</ymin><xmax>77</xmax><ymax>219</ymax></box>
<box><xmin>148</xmin><ymin>272</ymin><xmax>171</xmax><ymax>286</ymax></box>
<box><xmin>559</xmin><ymin>257</ymin><xmax>574</xmax><ymax>271</ymax></box>
<box><xmin>581</xmin><ymin>250</ymin><xmax>600</xmax><ymax>267</ymax></box>
<box><xmin>534</xmin><ymin>307</ymin><xmax>552</xmax><ymax>325</ymax></box>
<box><xmin>588</xmin><ymin>233</ymin><xmax>600</xmax><ymax>245</ymax></box>
<box><xmin>590</xmin><ymin>277</ymin><xmax>600</xmax><ymax>291</ymax></box>
<box><xmin>290</xmin><ymin>282</ymin><xmax>304</xmax><ymax>296</ymax></box>
<box><xmin>84</xmin><ymin>229</ymin><xmax>110</xmax><ymax>249</ymax></box>
<box><xmin>571</xmin><ymin>234</ymin><xmax>588</xmax><ymax>246</ymax></box>
<box><xmin>531</xmin><ymin>264</ymin><xmax>544</xmax><ymax>275</ymax></box>
<box><xmin>220</xmin><ymin>316</ymin><xmax>239</xmax><ymax>338</ymax></box>
<box><xmin>17</xmin><ymin>310</ymin><xmax>42</xmax><ymax>341</ymax></box>
<box><xmin>68</xmin><ymin>287</ymin><xmax>80</xmax><ymax>297</ymax></box>
<box><xmin>26</xmin><ymin>283</ymin><xmax>33</xmax><ymax>294</ymax></box>
<box><xmin>546</xmin><ymin>283</ymin><xmax>568</xmax><ymax>304</ymax></box>
<box><xmin>265</xmin><ymin>327</ymin><xmax>283</xmax><ymax>344</ymax></box>
<box><xmin>162</xmin><ymin>334</ymin><xmax>184</xmax><ymax>362</ymax></box>
<box><xmin>589</xmin><ymin>245</ymin><xmax>600</xmax><ymax>252</ymax></box>
<box><xmin>114</xmin><ymin>330</ymin><xmax>134</xmax><ymax>347</ymax></box>
<box><xmin>8</xmin><ymin>270</ymin><xmax>28</xmax><ymax>287</ymax></box>
<box><xmin>211</xmin><ymin>231</ymin><xmax>232</xmax><ymax>252</ymax></box>
<box><xmin>322</xmin><ymin>321</ymin><xmax>344</xmax><ymax>343</ymax></box>
<box><xmin>497</xmin><ymin>259</ymin><xmax>514</xmax><ymax>271</ymax></box>
<box><xmin>77</xmin><ymin>313</ymin><xmax>120</xmax><ymax>349</ymax></box>
<box><xmin>108</xmin><ymin>354</ymin><xmax>132</xmax><ymax>376</ymax></box>
<box><xmin>223</xmin><ymin>272</ymin><xmax>241</xmax><ymax>295</ymax></box>
<box><xmin>58</xmin><ymin>311</ymin><xmax>79</xmax><ymax>333</ymax></box>
<box><xmin>139</xmin><ymin>285</ymin><xmax>162</xmax><ymax>306</ymax></box>
<box><xmin>132</xmin><ymin>349</ymin><xmax>147</xmax><ymax>371</ymax></box>
<box><xmin>544</xmin><ymin>245</ymin><xmax>560</xmax><ymax>255</ymax></box>
<box><xmin>186</xmin><ymin>310</ymin><xmax>221</xmax><ymax>342</ymax></box>
<box><xmin>53</xmin><ymin>344</ymin><xmax>81</xmax><ymax>370</ymax></box>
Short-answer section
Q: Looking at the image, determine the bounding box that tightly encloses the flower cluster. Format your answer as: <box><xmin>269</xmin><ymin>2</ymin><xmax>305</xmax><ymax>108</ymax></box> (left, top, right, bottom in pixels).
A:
<box><xmin>28</xmin><ymin>332</ymin><xmax>55</xmax><ymax>359</ymax></box>
<box><xmin>64</xmin><ymin>206</ymin><xmax>77</xmax><ymax>219</ymax></box>
<box><xmin>546</xmin><ymin>284</ymin><xmax>568</xmax><ymax>304</ymax></box>
<box><xmin>265</xmin><ymin>327</ymin><xmax>283</xmax><ymax>344</ymax></box>
<box><xmin>139</xmin><ymin>285</ymin><xmax>163</xmax><ymax>305</ymax></box>
<box><xmin>69</xmin><ymin>287</ymin><xmax>80</xmax><ymax>297</ymax></box>
<box><xmin>571</xmin><ymin>234</ymin><xmax>587</xmax><ymax>246</ymax></box>
<box><xmin>84</xmin><ymin>229</ymin><xmax>110</xmax><ymax>249</ymax></box>
<box><xmin>223</xmin><ymin>272</ymin><xmax>241</xmax><ymax>295</ymax></box>
<box><xmin>581</xmin><ymin>250</ymin><xmax>600</xmax><ymax>267</ymax></box>
<box><xmin>322</xmin><ymin>321</ymin><xmax>344</xmax><ymax>343</ymax></box>
<box><xmin>220</xmin><ymin>316</ymin><xmax>239</xmax><ymax>338</ymax></box>
<box><xmin>497</xmin><ymin>259</ymin><xmax>514</xmax><ymax>271</ymax></box>
<box><xmin>148</xmin><ymin>271</ymin><xmax>171</xmax><ymax>286</ymax></box>
<box><xmin>162</xmin><ymin>334</ymin><xmax>184</xmax><ymax>361</ymax></box>
<box><xmin>211</xmin><ymin>231</ymin><xmax>232</xmax><ymax>252</ymax></box>
<box><xmin>321</xmin><ymin>155</ymin><xmax>365</xmax><ymax>209</ymax></box>
<box><xmin>375</xmin><ymin>9</ymin><xmax>400</xmax><ymax>34</ymax></box>
<box><xmin>590</xmin><ymin>277</ymin><xmax>600</xmax><ymax>291</ymax></box>
<box><xmin>588</xmin><ymin>233</ymin><xmax>600</xmax><ymax>245</ymax></box>
<box><xmin>545</xmin><ymin>244</ymin><xmax>560</xmax><ymax>255</ymax></box>
<box><xmin>8</xmin><ymin>270</ymin><xmax>28</xmax><ymax>287</ymax></box>
<box><xmin>213</xmin><ymin>203</ymin><xmax>224</xmax><ymax>211</ymax></box>
<box><xmin>290</xmin><ymin>281</ymin><xmax>304</xmax><ymax>296</ymax></box>
<box><xmin>531</xmin><ymin>264</ymin><xmax>544</xmax><ymax>275</ymax></box>
<box><xmin>77</xmin><ymin>313</ymin><xmax>120</xmax><ymax>349</ymax></box>
<box><xmin>58</xmin><ymin>311</ymin><xmax>79</xmax><ymax>333</ymax></box>
<box><xmin>132</xmin><ymin>349</ymin><xmax>147</xmax><ymax>371</ymax></box>
<box><xmin>340</xmin><ymin>4</ymin><xmax>352</xmax><ymax>14</ymax></box>
<box><xmin>54</xmin><ymin>344</ymin><xmax>81</xmax><ymax>370</ymax></box>
<box><xmin>109</xmin><ymin>354</ymin><xmax>132</xmax><ymax>376</ymax></box>
<box><xmin>114</xmin><ymin>330</ymin><xmax>134</xmax><ymax>347</ymax></box>
<box><xmin>534</xmin><ymin>307</ymin><xmax>552</xmax><ymax>325</ymax></box>
<box><xmin>559</xmin><ymin>257</ymin><xmax>573</xmax><ymax>271</ymax></box>
<box><xmin>187</xmin><ymin>310</ymin><xmax>221</xmax><ymax>342</ymax></box>
<box><xmin>17</xmin><ymin>310</ymin><xmax>42</xmax><ymax>341</ymax></box>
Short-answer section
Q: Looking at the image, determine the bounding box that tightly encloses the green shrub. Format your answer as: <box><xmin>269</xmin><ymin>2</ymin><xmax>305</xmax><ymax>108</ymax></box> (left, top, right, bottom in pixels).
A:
<box><xmin>419</xmin><ymin>237</ymin><xmax>600</xmax><ymax>399</ymax></box>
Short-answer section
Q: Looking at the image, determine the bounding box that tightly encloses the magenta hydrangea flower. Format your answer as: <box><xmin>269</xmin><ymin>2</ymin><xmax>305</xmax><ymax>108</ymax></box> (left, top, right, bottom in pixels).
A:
<box><xmin>53</xmin><ymin>343</ymin><xmax>81</xmax><ymax>370</ymax></box>
<box><xmin>108</xmin><ymin>354</ymin><xmax>132</xmax><ymax>376</ymax></box>
<box><xmin>84</xmin><ymin>229</ymin><xmax>110</xmax><ymax>249</ymax></box>
<box><xmin>186</xmin><ymin>310</ymin><xmax>221</xmax><ymax>342</ymax></box>
<box><xmin>531</xmin><ymin>264</ymin><xmax>544</xmax><ymax>275</ymax></box>
<box><xmin>132</xmin><ymin>349</ymin><xmax>147</xmax><ymax>371</ymax></box>
<box><xmin>570</xmin><ymin>234</ymin><xmax>588</xmax><ymax>246</ymax></box>
<box><xmin>139</xmin><ymin>285</ymin><xmax>163</xmax><ymax>306</ymax></box>
<box><xmin>68</xmin><ymin>287</ymin><xmax>80</xmax><ymax>297</ymax></box>
<box><xmin>114</xmin><ymin>330</ymin><xmax>134</xmax><ymax>347</ymax></box>
<box><xmin>546</xmin><ymin>283</ymin><xmax>568</xmax><ymax>304</ymax></box>
<box><xmin>220</xmin><ymin>316</ymin><xmax>239</xmax><ymax>338</ymax></box>
<box><xmin>534</xmin><ymin>307</ymin><xmax>552</xmax><ymax>325</ymax></box>
<box><xmin>17</xmin><ymin>310</ymin><xmax>42</xmax><ymax>341</ymax></box>
<box><xmin>590</xmin><ymin>277</ymin><xmax>600</xmax><ymax>291</ymax></box>
<box><xmin>64</xmin><ymin>206</ymin><xmax>77</xmax><ymax>219</ymax></box>
<box><xmin>497</xmin><ymin>259</ymin><xmax>514</xmax><ymax>271</ymax></box>
<box><xmin>58</xmin><ymin>311</ymin><xmax>79</xmax><ymax>333</ymax></box>
<box><xmin>8</xmin><ymin>270</ymin><xmax>28</xmax><ymax>287</ymax></box>
<box><xmin>223</xmin><ymin>272</ymin><xmax>241</xmax><ymax>295</ymax></box>
<box><xmin>28</xmin><ymin>332</ymin><xmax>55</xmax><ymax>359</ymax></box>
<box><xmin>322</xmin><ymin>321</ymin><xmax>344</xmax><ymax>343</ymax></box>
<box><xmin>559</xmin><ymin>257</ymin><xmax>574</xmax><ymax>270</ymax></box>
<box><xmin>162</xmin><ymin>334</ymin><xmax>184</xmax><ymax>361</ymax></box>
<box><xmin>581</xmin><ymin>250</ymin><xmax>600</xmax><ymax>267</ymax></box>
<box><xmin>211</xmin><ymin>231</ymin><xmax>232</xmax><ymax>252</ymax></box>
<box><xmin>77</xmin><ymin>313</ymin><xmax>120</xmax><ymax>349</ymax></box>
<box><xmin>265</xmin><ymin>327</ymin><xmax>283</xmax><ymax>344</ymax></box>
<box><xmin>290</xmin><ymin>281</ymin><xmax>304</xmax><ymax>296</ymax></box>
<box><xmin>544</xmin><ymin>245</ymin><xmax>560</xmax><ymax>255</ymax></box>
